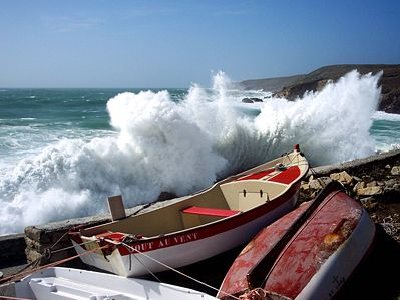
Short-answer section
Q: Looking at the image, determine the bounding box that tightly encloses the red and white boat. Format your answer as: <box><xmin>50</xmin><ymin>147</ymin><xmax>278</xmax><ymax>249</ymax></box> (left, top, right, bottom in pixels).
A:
<box><xmin>69</xmin><ymin>145</ymin><xmax>309</xmax><ymax>277</ymax></box>
<box><xmin>218</xmin><ymin>181</ymin><xmax>377</xmax><ymax>300</ymax></box>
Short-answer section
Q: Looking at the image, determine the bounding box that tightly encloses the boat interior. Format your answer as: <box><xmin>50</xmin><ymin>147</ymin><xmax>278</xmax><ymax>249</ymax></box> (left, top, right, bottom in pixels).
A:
<box><xmin>79</xmin><ymin>150</ymin><xmax>308</xmax><ymax>239</ymax></box>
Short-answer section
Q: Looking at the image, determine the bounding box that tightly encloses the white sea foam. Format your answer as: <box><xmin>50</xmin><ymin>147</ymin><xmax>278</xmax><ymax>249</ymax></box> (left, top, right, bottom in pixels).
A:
<box><xmin>373</xmin><ymin>110</ymin><xmax>400</xmax><ymax>121</ymax></box>
<box><xmin>0</xmin><ymin>70</ymin><xmax>383</xmax><ymax>234</ymax></box>
<box><xmin>254</xmin><ymin>70</ymin><xmax>381</xmax><ymax>164</ymax></box>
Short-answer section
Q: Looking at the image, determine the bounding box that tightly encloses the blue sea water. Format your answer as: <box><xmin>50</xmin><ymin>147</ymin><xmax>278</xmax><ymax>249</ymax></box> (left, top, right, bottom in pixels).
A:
<box><xmin>0</xmin><ymin>71</ymin><xmax>399</xmax><ymax>234</ymax></box>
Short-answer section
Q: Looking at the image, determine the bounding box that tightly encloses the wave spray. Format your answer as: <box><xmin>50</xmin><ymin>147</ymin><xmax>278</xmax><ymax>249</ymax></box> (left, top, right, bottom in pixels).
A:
<box><xmin>0</xmin><ymin>70</ymin><xmax>381</xmax><ymax>234</ymax></box>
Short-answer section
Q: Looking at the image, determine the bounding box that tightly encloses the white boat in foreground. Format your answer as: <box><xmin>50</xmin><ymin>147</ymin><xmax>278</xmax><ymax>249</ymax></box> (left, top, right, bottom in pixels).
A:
<box><xmin>0</xmin><ymin>267</ymin><xmax>218</xmax><ymax>300</ymax></box>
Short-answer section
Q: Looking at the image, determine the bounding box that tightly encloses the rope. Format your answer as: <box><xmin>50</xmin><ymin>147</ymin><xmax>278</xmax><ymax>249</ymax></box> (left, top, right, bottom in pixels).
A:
<box><xmin>119</xmin><ymin>241</ymin><xmax>241</xmax><ymax>300</ymax></box>
<box><xmin>239</xmin><ymin>288</ymin><xmax>268</xmax><ymax>300</ymax></box>
<box><xmin>48</xmin><ymin>240</ymin><xmax>97</xmax><ymax>255</ymax></box>
<box><xmin>308</xmin><ymin>165</ymin><xmax>329</xmax><ymax>190</ymax></box>
<box><xmin>1</xmin><ymin>238</ymin><xmax>104</xmax><ymax>286</ymax></box>
<box><xmin>49</xmin><ymin>230</ymin><xmax>70</xmax><ymax>250</ymax></box>
<box><xmin>0</xmin><ymin>243</ymin><xmax>110</xmax><ymax>285</ymax></box>
<box><xmin>9</xmin><ymin>257</ymin><xmax>41</xmax><ymax>276</ymax></box>
<box><xmin>0</xmin><ymin>296</ymin><xmax>31</xmax><ymax>300</ymax></box>
<box><xmin>124</xmin><ymin>244</ymin><xmax>162</xmax><ymax>283</ymax></box>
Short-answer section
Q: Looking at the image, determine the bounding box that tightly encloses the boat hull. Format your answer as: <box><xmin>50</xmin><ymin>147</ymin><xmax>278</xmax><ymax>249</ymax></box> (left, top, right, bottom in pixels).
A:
<box><xmin>295</xmin><ymin>209</ymin><xmax>376</xmax><ymax>300</ymax></box>
<box><xmin>72</xmin><ymin>185</ymin><xmax>300</xmax><ymax>277</ymax></box>
<box><xmin>70</xmin><ymin>145</ymin><xmax>309</xmax><ymax>278</ymax></box>
<box><xmin>218</xmin><ymin>182</ymin><xmax>377</xmax><ymax>300</ymax></box>
<box><xmin>5</xmin><ymin>267</ymin><xmax>218</xmax><ymax>300</ymax></box>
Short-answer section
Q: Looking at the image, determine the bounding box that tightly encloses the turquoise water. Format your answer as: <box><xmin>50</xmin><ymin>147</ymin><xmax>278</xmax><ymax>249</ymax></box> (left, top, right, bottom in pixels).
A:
<box><xmin>370</xmin><ymin>112</ymin><xmax>400</xmax><ymax>151</ymax></box>
<box><xmin>0</xmin><ymin>71</ymin><xmax>399</xmax><ymax>234</ymax></box>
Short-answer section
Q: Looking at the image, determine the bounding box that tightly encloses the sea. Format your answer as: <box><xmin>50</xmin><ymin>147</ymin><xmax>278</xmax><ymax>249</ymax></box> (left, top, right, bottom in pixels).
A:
<box><xmin>1</xmin><ymin>70</ymin><xmax>399</xmax><ymax>235</ymax></box>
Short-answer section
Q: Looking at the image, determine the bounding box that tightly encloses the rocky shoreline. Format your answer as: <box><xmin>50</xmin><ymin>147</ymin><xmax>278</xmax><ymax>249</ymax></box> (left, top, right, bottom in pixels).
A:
<box><xmin>302</xmin><ymin>149</ymin><xmax>400</xmax><ymax>243</ymax></box>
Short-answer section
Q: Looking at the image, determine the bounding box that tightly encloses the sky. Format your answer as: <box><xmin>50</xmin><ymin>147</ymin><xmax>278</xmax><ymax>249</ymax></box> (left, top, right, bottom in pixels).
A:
<box><xmin>1</xmin><ymin>0</ymin><xmax>399</xmax><ymax>88</ymax></box>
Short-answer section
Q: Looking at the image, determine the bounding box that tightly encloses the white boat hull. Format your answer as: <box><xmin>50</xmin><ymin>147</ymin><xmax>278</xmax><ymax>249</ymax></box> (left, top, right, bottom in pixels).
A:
<box><xmin>73</xmin><ymin>191</ymin><xmax>298</xmax><ymax>277</ymax></box>
<box><xmin>70</xmin><ymin>145</ymin><xmax>309</xmax><ymax>278</ymax></box>
<box><xmin>4</xmin><ymin>267</ymin><xmax>218</xmax><ymax>300</ymax></box>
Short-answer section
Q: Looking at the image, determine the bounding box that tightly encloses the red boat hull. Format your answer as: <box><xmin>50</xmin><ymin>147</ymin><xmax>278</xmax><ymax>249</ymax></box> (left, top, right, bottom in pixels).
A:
<box><xmin>218</xmin><ymin>182</ymin><xmax>376</xmax><ymax>300</ymax></box>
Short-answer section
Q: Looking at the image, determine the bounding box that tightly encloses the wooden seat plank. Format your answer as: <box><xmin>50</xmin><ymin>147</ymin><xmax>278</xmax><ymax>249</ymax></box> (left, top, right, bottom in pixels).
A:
<box><xmin>181</xmin><ymin>206</ymin><xmax>240</xmax><ymax>217</ymax></box>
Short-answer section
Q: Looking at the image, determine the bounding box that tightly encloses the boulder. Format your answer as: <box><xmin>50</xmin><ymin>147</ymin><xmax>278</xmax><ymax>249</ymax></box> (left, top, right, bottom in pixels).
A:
<box><xmin>391</xmin><ymin>166</ymin><xmax>400</xmax><ymax>176</ymax></box>
<box><xmin>330</xmin><ymin>171</ymin><xmax>353</xmax><ymax>185</ymax></box>
<box><xmin>356</xmin><ymin>186</ymin><xmax>384</xmax><ymax>196</ymax></box>
<box><xmin>241</xmin><ymin>97</ymin><xmax>263</xmax><ymax>103</ymax></box>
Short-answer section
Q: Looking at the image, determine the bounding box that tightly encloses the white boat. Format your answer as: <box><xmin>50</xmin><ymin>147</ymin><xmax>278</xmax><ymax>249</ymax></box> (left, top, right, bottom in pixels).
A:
<box><xmin>0</xmin><ymin>266</ymin><xmax>218</xmax><ymax>300</ymax></box>
<box><xmin>69</xmin><ymin>145</ymin><xmax>309</xmax><ymax>277</ymax></box>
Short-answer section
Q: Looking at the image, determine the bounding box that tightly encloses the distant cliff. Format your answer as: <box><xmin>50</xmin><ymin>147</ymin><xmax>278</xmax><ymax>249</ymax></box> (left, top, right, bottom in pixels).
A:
<box><xmin>238</xmin><ymin>74</ymin><xmax>306</xmax><ymax>93</ymax></box>
<box><xmin>239</xmin><ymin>64</ymin><xmax>400</xmax><ymax>114</ymax></box>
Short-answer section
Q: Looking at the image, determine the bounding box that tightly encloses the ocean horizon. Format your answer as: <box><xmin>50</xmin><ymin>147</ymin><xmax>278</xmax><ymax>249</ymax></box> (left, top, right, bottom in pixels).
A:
<box><xmin>1</xmin><ymin>70</ymin><xmax>400</xmax><ymax>235</ymax></box>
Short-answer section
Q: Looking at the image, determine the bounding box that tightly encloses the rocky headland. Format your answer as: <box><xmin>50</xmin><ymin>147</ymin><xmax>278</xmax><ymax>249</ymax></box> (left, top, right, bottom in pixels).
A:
<box><xmin>239</xmin><ymin>64</ymin><xmax>400</xmax><ymax>114</ymax></box>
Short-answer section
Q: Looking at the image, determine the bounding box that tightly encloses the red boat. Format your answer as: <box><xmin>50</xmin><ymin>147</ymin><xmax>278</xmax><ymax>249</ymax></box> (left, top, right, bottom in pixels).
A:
<box><xmin>218</xmin><ymin>181</ymin><xmax>376</xmax><ymax>300</ymax></box>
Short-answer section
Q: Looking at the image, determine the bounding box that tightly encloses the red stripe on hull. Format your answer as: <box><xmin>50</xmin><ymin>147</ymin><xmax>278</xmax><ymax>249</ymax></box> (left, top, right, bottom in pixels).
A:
<box><xmin>113</xmin><ymin>183</ymin><xmax>301</xmax><ymax>256</ymax></box>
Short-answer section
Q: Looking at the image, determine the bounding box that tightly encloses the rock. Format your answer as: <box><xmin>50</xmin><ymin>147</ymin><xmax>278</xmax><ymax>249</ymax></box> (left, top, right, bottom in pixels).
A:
<box><xmin>383</xmin><ymin>184</ymin><xmax>400</xmax><ymax>195</ymax></box>
<box><xmin>360</xmin><ymin>197</ymin><xmax>378</xmax><ymax>210</ymax></box>
<box><xmin>24</xmin><ymin>226</ymin><xmax>52</xmax><ymax>244</ymax></box>
<box><xmin>301</xmin><ymin>182</ymin><xmax>310</xmax><ymax>190</ymax></box>
<box><xmin>309</xmin><ymin>177</ymin><xmax>331</xmax><ymax>190</ymax></box>
<box><xmin>391</xmin><ymin>166</ymin><xmax>400</xmax><ymax>175</ymax></box>
<box><xmin>353</xmin><ymin>181</ymin><xmax>366</xmax><ymax>193</ymax></box>
<box><xmin>330</xmin><ymin>171</ymin><xmax>353</xmax><ymax>185</ymax></box>
<box><xmin>366</xmin><ymin>181</ymin><xmax>378</xmax><ymax>187</ymax></box>
<box><xmin>24</xmin><ymin>248</ymin><xmax>43</xmax><ymax>264</ymax></box>
<box><xmin>357</xmin><ymin>186</ymin><xmax>384</xmax><ymax>196</ymax></box>
<box><xmin>362</xmin><ymin>175</ymin><xmax>375</xmax><ymax>183</ymax></box>
<box><xmin>242</xmin><ymin>98</ymin><xmax>254</xmax><ymax>103</ymax></box>
<box><xmin>385</xmin><ymin>179</ymin><xmax>398</xmax><ymax>188</ymax></box>
<box><xmin>241</xmin><ymin>97</ymin><xmax>263</xmax><ymax>103</ymax></box>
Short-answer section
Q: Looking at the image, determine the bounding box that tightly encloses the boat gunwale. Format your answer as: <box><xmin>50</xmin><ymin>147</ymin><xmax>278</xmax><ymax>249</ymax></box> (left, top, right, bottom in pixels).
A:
<box><xmin>115</xmin><ymin>182</ymin><xmax>302</xmax><ymax>256</ymax></box>
<box><xmin>71</xmin><ymin>162</ymin><xmax>308</xmax><ymax>256</ymax></box>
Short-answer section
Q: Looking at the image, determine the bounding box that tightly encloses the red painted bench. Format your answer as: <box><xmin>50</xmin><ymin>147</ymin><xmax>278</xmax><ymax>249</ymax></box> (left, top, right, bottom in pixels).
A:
<box><xmin>181</xmin><ymin>206</ymin><xmax>240</xmax><ymax>217</ymax></box>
